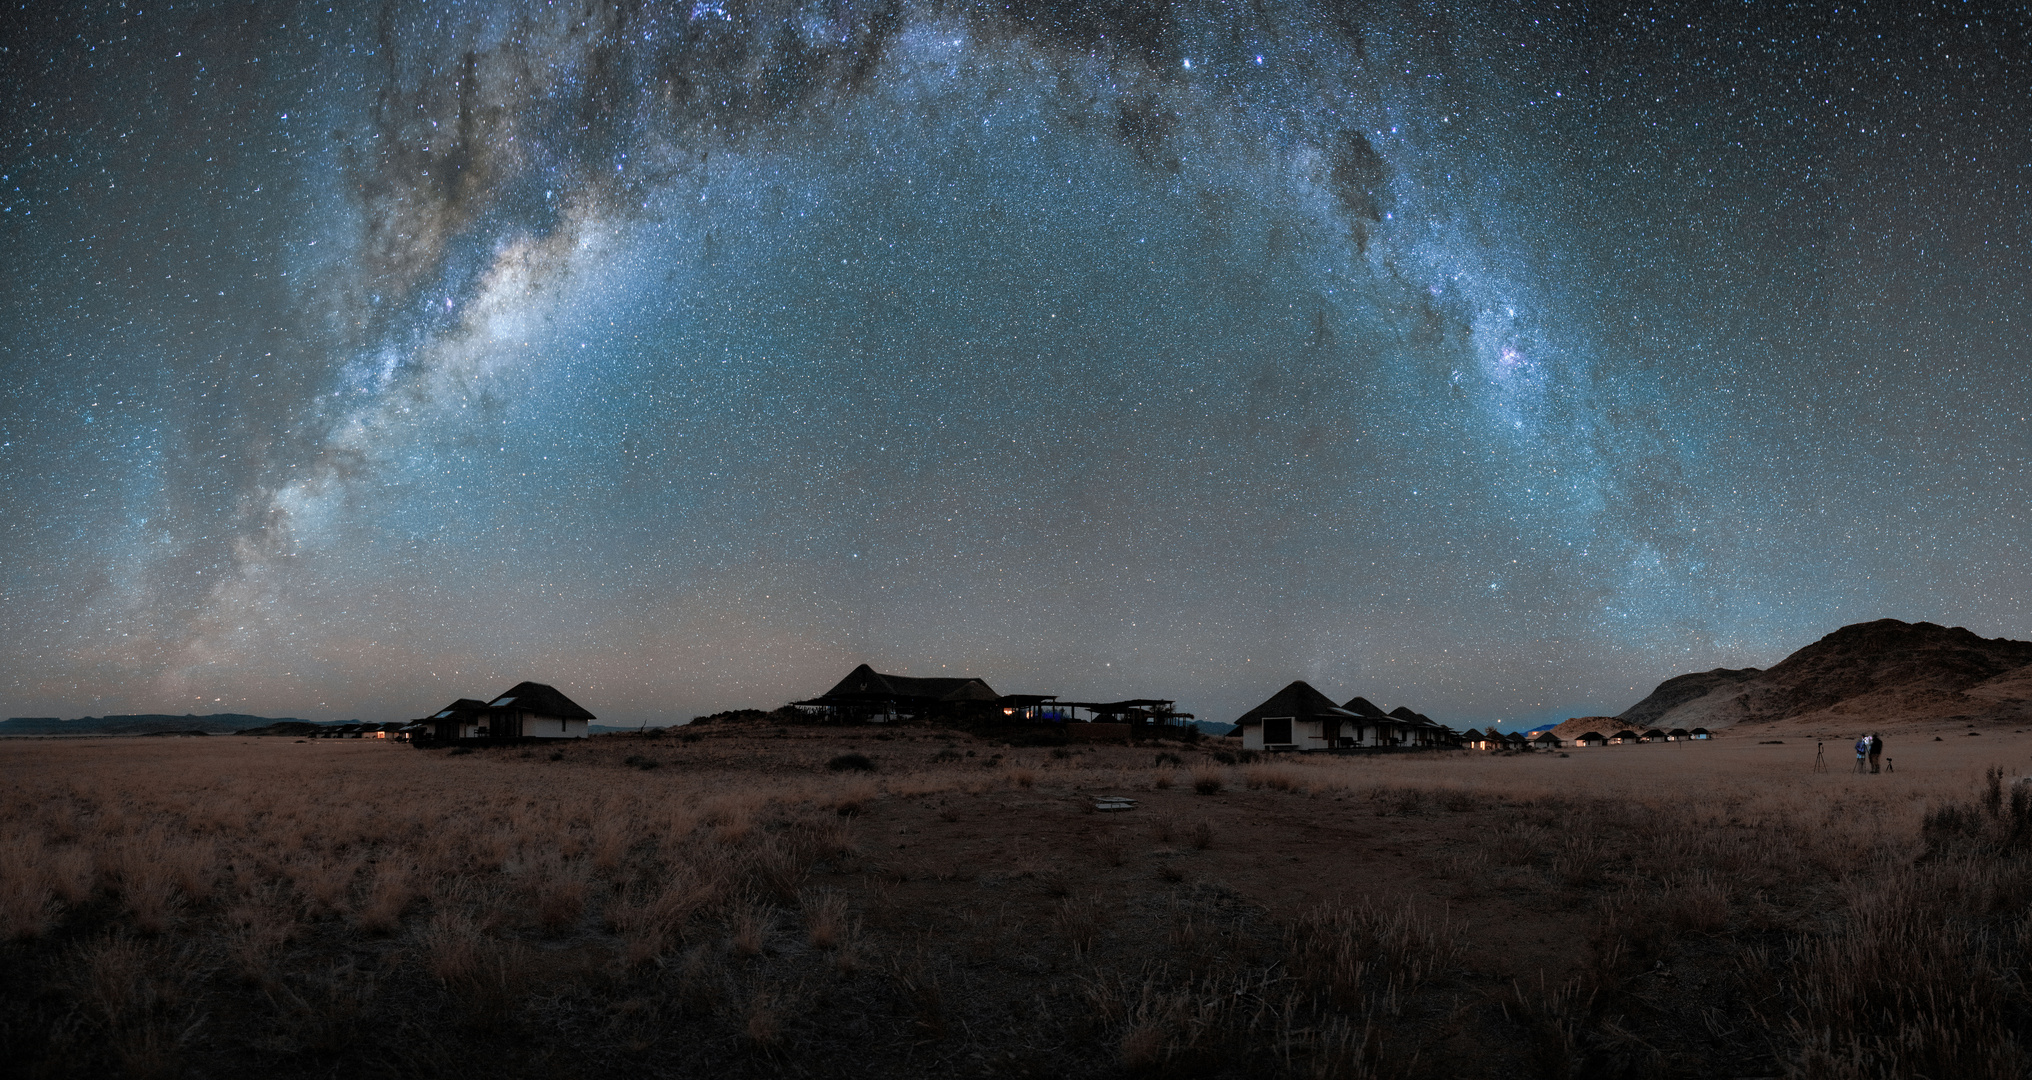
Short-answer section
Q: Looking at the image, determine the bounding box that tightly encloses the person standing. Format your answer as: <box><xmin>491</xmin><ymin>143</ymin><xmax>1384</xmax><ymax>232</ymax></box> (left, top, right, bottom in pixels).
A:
<box><xmin>1855</xmin><ymin>734</ymin><xmax>1870</xmax><ymax>773</ymax></box>
<box><xmin>1868</xmin><ymin>732</ymin><xmax>1884</xmax><ymax>774</ymax></box>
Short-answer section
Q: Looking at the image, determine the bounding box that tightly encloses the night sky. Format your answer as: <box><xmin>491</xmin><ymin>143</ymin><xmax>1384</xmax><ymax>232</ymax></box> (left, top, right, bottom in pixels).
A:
<box><xmin>4</xmin><ymin>2</ymin><xmax>2028</xmax><ymax>729</ymax></box>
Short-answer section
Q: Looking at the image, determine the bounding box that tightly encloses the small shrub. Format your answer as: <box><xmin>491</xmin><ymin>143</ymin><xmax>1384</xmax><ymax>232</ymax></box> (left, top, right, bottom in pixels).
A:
<box><xmin>1439</xmin><ymin>789</ymin><xmax>1477</xmax><ymax>812</ymax></box>
<box><xmin>1154</xmin><ymin>752</ymin><xmax>1185</xmax><ymax>767</ymax></box>
<box><xmin>622</xmin><ymin>755</ymin><xmax>659</xmax><ymax>771</ymax></box>
<box><xmin>1244</xmin><ymin>765</ymin><xmax>1302</xmax><ymax>793</ymax></box>
<box><xmin>834</xmin><ymin>782</ymin><xmax>877</xmax><ymax>817</ymax></box>
<box><xmin>827</xmin><ymin>753</ymin><xmax>876</xmax><ymax>773</ymax></box>
<box><xmin>447</xmin><ymin>747</ymin><xmax>474</xmax><ymax>757</ymax></box>
<box><xmin>1051</xmin><ymin>747</ymin><xmax>1072</xmax><ymax>760</ymax></box>
<box><xmin>1187</xmin><ymin>820</ymin><xmax>1214</xmax><ymax>850</ymax></box>
<box><xmin>1010</xmin><ymin>767</ymin><xmax>1038</xmax><ymax>789</ymax></box>
<box><xmin>1190</xmin><ymin>766</ymin><xmax>1224</xmax><ymax>795</ymax></box>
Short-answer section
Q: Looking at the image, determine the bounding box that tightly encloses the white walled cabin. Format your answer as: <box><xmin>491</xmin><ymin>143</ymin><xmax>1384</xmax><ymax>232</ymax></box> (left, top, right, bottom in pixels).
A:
<box><xmin>1242</xmin><ymin>714</ymin><xmax>1422</xmax><ymax>751</ymax></box>
<box><xmin>416</xmin><ymin>682</ymin><xmax>595</xmax><ymax>743</ymax></box>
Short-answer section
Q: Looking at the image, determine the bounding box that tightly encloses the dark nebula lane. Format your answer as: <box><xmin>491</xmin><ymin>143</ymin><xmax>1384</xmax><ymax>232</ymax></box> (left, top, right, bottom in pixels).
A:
<box><xmin>3</xmin><ymin>2</ymin><xmax>2028</xmax><ymax>728</ymax></box>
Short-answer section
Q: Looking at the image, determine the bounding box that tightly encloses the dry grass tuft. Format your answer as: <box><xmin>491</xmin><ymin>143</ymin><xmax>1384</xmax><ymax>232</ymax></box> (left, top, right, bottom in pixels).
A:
<box><xmin>802</xmin><ymin>889</ymin><xmax>851</xmax><ymax>950</ymax></box>
<box><xmin>1288</xmin><ymin>898</ymin><xmax>1465</xmax><ymax>1015</ymax></box>
<box><xmin>1055</xmin><ymin>893</ymin><xmax>1103</xmax><ymax>955</ymax></box>
<box><xmin>1190</xmin><ymin>765</ymin><xmax>1224</xmax><ymax>795</ymax></box>
<box><xmin>729</xmin><ymin>895</ymin><xmax>773</xmax><ymax>958</ymax></box>
<box><xmin>1243</xmin><ymin>764</ymin><xmax>1305</xmax><ymax>792</ymax></box>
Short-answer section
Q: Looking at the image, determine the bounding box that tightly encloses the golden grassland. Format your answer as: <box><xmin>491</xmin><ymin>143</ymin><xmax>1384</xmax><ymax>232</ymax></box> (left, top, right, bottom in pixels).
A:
<box><xmin>5</xmin><ymin>724</ymin><xmax>2032</xmax><ymax>1078</ymax></box>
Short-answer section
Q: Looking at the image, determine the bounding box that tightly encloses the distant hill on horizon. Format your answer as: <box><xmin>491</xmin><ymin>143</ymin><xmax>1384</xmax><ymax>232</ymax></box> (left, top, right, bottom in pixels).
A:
<box><xmin>0</xmin><ymin>713</ymin><xmax>349</xmax><ymax>736</ymax></box>
<box><xmin>1604</xmin><ymin>619</ymin><xmax>2032</xmax><ymax>733</ymax></box>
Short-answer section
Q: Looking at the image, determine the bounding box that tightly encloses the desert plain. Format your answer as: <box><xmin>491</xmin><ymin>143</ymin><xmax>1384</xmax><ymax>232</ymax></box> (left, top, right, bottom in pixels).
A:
<box><xmin>5</xmin><ymin>721</ymin><xmax>2032</xmax><ymax>1079</ymax></box>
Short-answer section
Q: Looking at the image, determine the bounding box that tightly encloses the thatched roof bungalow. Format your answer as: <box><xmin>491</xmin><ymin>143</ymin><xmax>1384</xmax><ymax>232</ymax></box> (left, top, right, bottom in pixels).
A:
<box><xmin>1573</xmin><ymin>731</ymin><xmax>1607</xmax><ymax>747</ymax></box>
<box><xmin>1236</xmin><ymin>682</ymin><xmax>1364</xmax><ymax>751</ymax></box>
<box><xmin>414</xmin><ymin>683</ymin><xmax>595</xmax><ymax>744</ymax></box>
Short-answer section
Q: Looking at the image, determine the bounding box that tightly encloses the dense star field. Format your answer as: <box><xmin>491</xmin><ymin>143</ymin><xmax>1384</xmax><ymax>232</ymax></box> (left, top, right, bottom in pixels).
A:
<box><xmin>2</xmin><ymin>2</ymin><xmax>2028</xmax><ymax>728</ymax></box>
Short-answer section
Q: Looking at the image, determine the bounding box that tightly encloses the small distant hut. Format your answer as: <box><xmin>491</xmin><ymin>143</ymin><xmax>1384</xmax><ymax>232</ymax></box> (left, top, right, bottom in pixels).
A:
<box><xmin>1609</xmin><ymin>730</ymin><xmax>1641</xmax><ymax>745</ymax></box>
<box><xmin>1342</xmin><ymin>696</ymin><xmax>1408</xmax><ymax>746</ymax></box>
<box><xmin>1532</xmin><ymin>732</ymin><xmax>1564</xmax><ymax>750</ymax></box>
<box><xmin>1573</xmin><ymin>731</ymin><xmax>1607</xmax><ymax>747</ymax></box>
<box><xmin>1464</xmin><ymin>728</ymin><xmax>1501</xmax><ymax>751</ymax></box>
<box><xmin>1667</xmin><ymin>728</ymin><xmax>1692</xmax><ymax>740</ymax></box>
<box><xmin>1641</xmin><ymin>729</ymin><xmax>1668</xmax><ymax>742</ymax></box>
<box><xmin>1689</xmin><ymin>728</ymin><xmax>1712</xmax><ymax>740</ymax></box>
<box><xmin>1504</xmin><ymin>731</ymin><xmax>1532</xmax><ymax>751</ymax></box>
<box><xmin>417</xmin><ymin>699</ymin><xmax>489</xmax><ymax>742</ymax></box>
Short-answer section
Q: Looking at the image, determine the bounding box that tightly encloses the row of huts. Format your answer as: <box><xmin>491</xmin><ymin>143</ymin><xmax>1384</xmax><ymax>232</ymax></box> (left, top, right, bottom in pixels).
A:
<box><xmin>1562</xmin><ymin>728</ymin><xmax>1711</xmax><ymax>746</ymax></box>
<box><xmin>388</xmin><ymin>669</ymin><xmax>1714</xmax><ymax>752</ymax></box>
<box><xmin>1233</xmin><ymin>681</ymin><xmax>1462</xmax><ymax>751</ymax></box>
<box><xmin>1229</xmin><ymin>680</ymin><xmax>1711</xmax><ymax>752</ymax></box>
<box><xmin>1460</xmin><ymin>727</ymin><xmax>1711</xmax><ymax>750</ymax></box>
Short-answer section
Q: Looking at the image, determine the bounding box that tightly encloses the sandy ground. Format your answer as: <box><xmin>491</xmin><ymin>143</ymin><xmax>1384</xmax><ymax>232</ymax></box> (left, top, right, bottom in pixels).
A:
<box><xmin>6</xmin><ymin>726</ymin><xmax>2031</xmax><ymax>1078</ymax></box>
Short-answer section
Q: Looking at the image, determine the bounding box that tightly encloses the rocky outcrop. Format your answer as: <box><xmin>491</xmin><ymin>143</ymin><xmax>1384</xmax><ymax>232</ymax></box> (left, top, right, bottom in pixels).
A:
<box><xmin>1616</xmin><ymin>668</ymin><xmax>1762</xmax><ymax>728</ymax></box>
<box><xmin>1621</xmin><ymin>619</ymin><xmax>2032</xmax><ymax>731</ymax></box>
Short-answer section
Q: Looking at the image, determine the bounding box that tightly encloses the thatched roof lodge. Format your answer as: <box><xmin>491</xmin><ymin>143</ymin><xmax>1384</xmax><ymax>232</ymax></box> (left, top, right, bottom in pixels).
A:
<box><xmin>1573</xmin><ymin>731</ymin><xmax>1607</xmax><ymax>747</ymax></box>
<box><xmin>790</xmin><ymin>664</ymin><xmax>1193</xmax><ymax>734</ymax></box>
<box><xmin>1609</xmin><ymin>730</ymin><xmax>1641</xmax><ymax>744</ymax></box>
<box><xmin>1531</xmin><ymin>732</ymin><xmax>1563</xmax><ymax>749</ymax></box>
<box><xmin>1641</xmin><ymin>729</ymin><xmax>1668</xmax><ymax>742</ymax></box>
<box><xmin>795</xmin><ymin>664</ymin><xmax>1002</xmax><ymax>723</ymax></box>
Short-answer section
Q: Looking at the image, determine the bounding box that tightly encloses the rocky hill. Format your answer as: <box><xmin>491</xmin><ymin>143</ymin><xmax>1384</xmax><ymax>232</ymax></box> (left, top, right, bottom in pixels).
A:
<box><xmin>1616</xmin><ymin>667</ymin><xmax>1762</xmax><ymax>728</ymax></box>
<box><xmin>1613</xmin><ymin>619</ymin><xmax>2032</xmax><ymax>732</ymax></box>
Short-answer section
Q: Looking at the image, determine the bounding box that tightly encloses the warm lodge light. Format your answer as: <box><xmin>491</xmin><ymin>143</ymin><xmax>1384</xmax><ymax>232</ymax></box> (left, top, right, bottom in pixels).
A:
<box><xmin>1003</xmin><ymin>708</ymin><xmax>1015</xmax><ymax>715</ymax></box>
